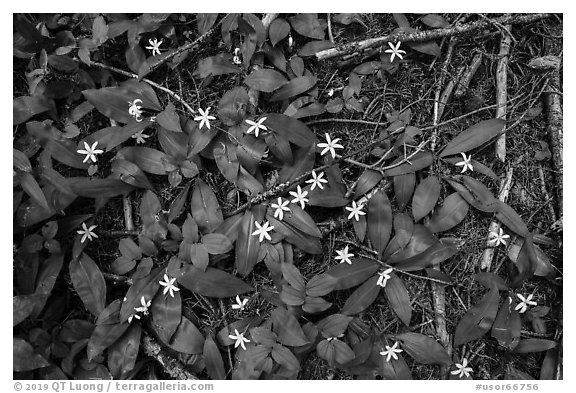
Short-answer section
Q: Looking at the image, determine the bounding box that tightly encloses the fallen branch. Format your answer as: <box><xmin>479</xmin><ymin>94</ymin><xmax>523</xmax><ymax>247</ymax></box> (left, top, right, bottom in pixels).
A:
<box><xmin>479</xmin><ymin>166</ymin><xmax>514</xmax><ymax>270</ymax></box>
<box><xmin>142</xmin><ymin>333</ymin><xmax>198</xmax><ymax>380</ymax></box>
<box><xmin>543</xmin><ymin>55</ymin><xmax>563</xmax><ymax>215</ymax></box>
<box><xmin>495</xmin><ymin>25</ymin><xmax>512</xmax><ymax>162</ymax></box>
<box><xmin>431</xmin><ymin>36</ymin><xmax>458</xmax><ymax>152</ymax></box>
<box><xmin>454</xmin><ymin>51</ymin><xmax>483</xmax><ymax>98</ymax></box>
<box><xmin>536</xmin><ymin>165</ymin><xmax>557</xmax><ymax>223</ymax></box>
<box><xmin>315</xmin><ymin>14</ymin><xmax>552</xmax><ymax>61</ymax></box>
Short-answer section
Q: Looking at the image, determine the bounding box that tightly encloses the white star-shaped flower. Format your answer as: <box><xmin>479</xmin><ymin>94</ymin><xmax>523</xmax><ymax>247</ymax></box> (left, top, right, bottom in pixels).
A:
<box><xmin>376</xmin><ymin>268</ymin><xmax>394</xmax><ymax>288</ymax></box>
<box><xmin>379</xmin><ymin>341</ymin><xmax>403</xmax><ymax>362</ymax></box>
<box><xmin>228</xmin><ymin>328</ymin><xmax>251</xmax><ymax>350</ymax></box>
<box><xmin>384</xmin><ymin>41</ymin><xmax>406</xmax><ymax>62</ymax></box>
<box><xmin>289</xmin><ymin>185</ymin><xmax>309</xmax><ymax>209</ymax></box>
<box><xmin>335</xmin><ymin>245</ymin><xmax>354</xmax><ymax>264</ymax></box>
<box><xmin>245</xmin><ymin>117</ymin><xmax>268</xmax><ymax>138</ymax></box>
<box><xmin>127</xmin><ymin>313</ymin><xmax>141</xmax><ymax>323</ymax></box>
<box><xmin>451</xmin><ymin>358</ymin><xmax>473</xmax><ymax>378</ymax></box>
<box><xmin>487</xmin><ymin>227</ymin><xmax>510</xmax><ymax>247</ymax></box>
<box><xmin>134</xmin><ymin>296</ymin><xmax>151</xmax><ymax>315</ymax></box>
<box><xmin>77</xmin><ymin>222</ymin><xmax>98</xmax><ymax>243</ymax></box>
<box><xmin>345</xmin><ymin>200</ymin><xmax>366</xmax><ymax>221</ymax></box>
<box><xmin>131</xmin><ymin>130</ymin><xmax>150</xmax><ymax>144</ymax></box>
<box><xmin>251</xmin><ymin>221</ymin><xmax>274</xmax><ymax>242</ymax></box>
<box><xmin>305</xmin><ymin>170</ymin><xmax>328</xmax><ymax>191</ymax></box>
<box><xmin>515</xmin><ymin>293</ymin><xmax>537</xmax><ymax>314</ymax></box>
<box><xmin>145</xmin><ymin>38</ymin><xmax>163</xmax><ymax>56</ymax></box>
<box><xmin>271</xmin><ymin>197</ymin><xmax>291</xmax><ymax>221</ymax></box>
<box><xmin>317</xmin><ymin>133</ymin><xmax>344</xmax><ymax>159</ymax></box>
<box><xmin>194</xmin><ymin>107</ymin><xmax>216</xmax><ymax>130</ymax></box>
<box><xmin>159</xmin><ymin>273</ymin><xmax>180</xmax><ymax>298</ymax></box>
<box><xmin>77</xmin><ymin>141</ymin><xmax>104</xmax><ymax>164</ymax></box>
<box><xmin>128</xmin><ymin>99</ymin><xmax>144</xmax><ymax>122</ymax></box>
<box><xmin>455</xmin><ymin>152</ymin><xmax>473</xmax><ymax>173</ymax></box>
<box><xmin>231</xmin><ymin>295</ymin><xmax>248</xmax><ymax>311</ymax></box>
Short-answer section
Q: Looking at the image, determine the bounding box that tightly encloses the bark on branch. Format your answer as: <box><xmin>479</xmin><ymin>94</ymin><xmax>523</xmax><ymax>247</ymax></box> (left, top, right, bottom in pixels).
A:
<box><xmin>315</xmin><ymin>14</ymin><xmax>552</xmax><ymax>61</ymax></box>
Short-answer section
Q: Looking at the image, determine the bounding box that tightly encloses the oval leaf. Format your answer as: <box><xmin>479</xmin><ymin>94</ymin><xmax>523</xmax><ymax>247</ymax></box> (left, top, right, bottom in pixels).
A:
<box><xmin>426</xmin><ymin>192</ymin><xmax>469</xmax><ymax>233</ymax></box>
<box><xmin>178</xmin><ymin>265</ymin><xmax>254</xmax><ymax>298</ymax></box>
<box><xmin>244</xmin><ymin>69</ymin><xmax>288</xmax><ymax>93</ymax></box>
<box><xmin>69</xmin><ymin>253</ymin><xmax>106</xmax><ymax>317</ymax></box>
<box><xmin>412</xmin><ymin>176</ymin><xmax>441</xmax><ymax>222</ymax></box>
<box><xmin>439</xmin><ymin>119</ymin><xmax>506</xmax><ymax>158</ymax></box>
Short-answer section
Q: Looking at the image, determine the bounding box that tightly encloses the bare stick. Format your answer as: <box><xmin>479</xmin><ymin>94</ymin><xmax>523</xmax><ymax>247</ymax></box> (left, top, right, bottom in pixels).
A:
<box><xmin>495</xmin><ymin>25</ymin><xmax>512</xmax><ymax>162</ymax></box>
<box><xmin>537</xmin><ymin>165</ymin><xmax>557</xmax><ymax>223</ymax></box>
<box><xmin>431</xmin><ymin>36</ymin><xmax>458</xmax><ymax>151</ymax></box>
<box><xmin>454</xmin><ymin>52</ymin><xmax>483</xmax><ymax>98</ymax></box>
<box><xmin>316</xmin><ymin>14</ymin><xmax>552</xmax><ymax>61</ymax></box>
<box><xmin>90</xmin><ymin>61</ymin><xmax>196</xmax><ymax>116</ymax></box>
<box><xmin>142</xmin><ymin>333</ymin><xmax>198</xmax><ymax>380</ymax></box>
<box><xmin>479</xmin><ymin>167</ymin><xmax>514</xmax><ymax>270</ymax></box>
<box><xmin>543</xmin><ymin>55</ymin><xmax>563</xmax><ymax>215</ymax></box>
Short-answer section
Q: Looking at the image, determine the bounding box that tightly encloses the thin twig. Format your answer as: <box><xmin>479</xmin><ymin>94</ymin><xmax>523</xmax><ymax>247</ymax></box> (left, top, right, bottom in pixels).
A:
<box><xmin>90</xmin><ymin>61</ymin><xmax>196</xmax><ymax>116</ymax></box>
<box><xmin>454</xmin><ymin>51</ymin><xmax>483</xmax><ymax>98</ymax></box>
<box><xmin>479</xmin><ymin>167</ymin><xmax>514</xmax><ymax>270</ymax></box>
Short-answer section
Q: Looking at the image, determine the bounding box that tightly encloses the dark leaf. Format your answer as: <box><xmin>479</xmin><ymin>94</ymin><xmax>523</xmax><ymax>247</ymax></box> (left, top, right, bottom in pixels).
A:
<box><xmin>194</xmin><ymin>54</ymin><xmax>240</xmax><ymax>79</ymax></box>
<box><xmin>491</xmin><ymin>296</ymin><xmax>522</xmax><ymax>350</ymax></box>
<box><xmin>13</xmin><ymin>96</ymin><xmax>53</xmax><ymax>125</ymax></box>
<box><xmin>197</xmin><ymin>13</ymin><xmax>219</xmax><ymax>35</ymax></box>
<box><xmin>367</xmin><ymin>189</ymin><xmax>393</xmax><ymax>255</ymax></box>
<box><xmin>269</xmin><ymin>76</ymin><xmax>317</xmax><ymax>102</ymax></box>
<box><xmin>168</xmin><ymin>316</ymin><xmax>205</xmax><ymax>354</ymax></box>
<box><xmin>178</xmin><ymin>265</ymin><xmax>254</xmax><ymax>298</ymax></box>
<box><xmin>426</xmin><ymin>192</ymin><xmax>469</xmax><ymax>233</ymax></box>
<box><xmin>108</xmin><ymin>323</ymin><xmax>141</xmax><ymax>379</ymax></box>
<box><xmin>271</xmin><ymin>344</ymin><xmax>300</xmax><ymax>370</ymax></box>
<box><xmin>13</xmin><ymin>338</ymin><xmax>50</xmax><ymax>372</ymax></box>
<box><xmin>269</xmin><ymin>18</ymin><xmax>291</xmax><ymax>46</ymax></box>
<box><xmin>341</xmin><ymin>276</ymin><xmax>380</xmax><ymax>316</ymax></box>
<box><xmin>204</xmin><ymin>335</ymin><xmax>226</xmax><ymax>380</ymax></box>
<box><xmin>289</xmin><ymin>14</ymin><xmax>325</xmax><ymax>39</ymax></box>
<box><xmin>119</xmin><ymin>267</ymin><xmax>164</xmax><ymax>323</ymax></box>
<box><xmin>513</xmin><ymin>339</ymin><xmax>557</xmax><ymax>354</ymax></box>
<box><xmin>150</xmin><ymin>290</ymin><xmax>182</xmax><ymax>343</ymax></box>
<box><xmin>244</xmin><ymin>69</ymin><xmax>288</xmax><ymax>92</ymax></box>
<box><xmin>87</xmin><ymin>322</ymin><xmax>130</xmax><ymax>361</ymax></box>
<box><xmin>264</xmin><ymin>113</ymin><xmax>317</xmax><ymax>148</ymax></box>
<box><xmin>384</xmin><ymin>274</ymin><xmax>411</xmax><ymax>325</ymax></box>
<box><xmin>325</xmin><ymin>259</ymin><xmax>380</xmax><ymax>290</ymax></box>
<box><xmin>412</xmin><ymin>176</ymin><xmax>441</xmax><ymax>222</ymax></box>
<box><xmin>272</xmin><ymin>308</ymin><xmax>309</xmax><ymax>347</ymax></box>
<box><xmin>191</xmin><ymin>179</ymin><xmax>223</xmax><ymax>234</ymax></box>
<box><xmin>454</xmin><ymin>285</ymin><xmax>500</xmax><ymax>346</ymax></box>
<box><xmin>69</xmin><ymin>253</ymin><xmax>106</xmax><ymax>317</ymax></box>
<box><xmin>439</xmin><ymin>119</ymin><xmax>506</xmax><ymax>158</ymax></box>
<box><xmin>354</xmin><ymin>169</ymin><xmax>383</xmax><ymax>199</ymax></box>
<box><xmin>395</xmin><ymin>332</ymin><xmax>452</xmax><ymax>365</ymax></box>
<box><xmin>384</xmin><ymin>152</ymin><xmax>434</xmax><ymax>176</ymax></box>
<box><xmin>236</xmin><ymin>209</ymin><xmax>262</xmax><ymax>276</ymax></box>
